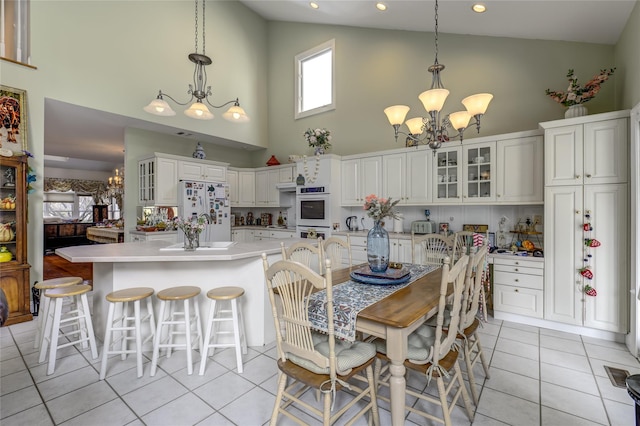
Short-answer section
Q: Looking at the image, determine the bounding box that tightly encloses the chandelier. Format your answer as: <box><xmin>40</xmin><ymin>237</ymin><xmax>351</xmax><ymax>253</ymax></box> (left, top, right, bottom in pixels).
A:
<box><xmin>383</xmin><ymin>0</ymin><xmax>492</xmax><ymax>152</ymax></box>
<box><xmin>107</xmin><ymin>168</ymin><xmax>124</xmax><ymax>198</ymax></box>
<box><xmin>143</xmin><ymin>0</ymin><xmax>249</xmax><ymax>122</ymax></box>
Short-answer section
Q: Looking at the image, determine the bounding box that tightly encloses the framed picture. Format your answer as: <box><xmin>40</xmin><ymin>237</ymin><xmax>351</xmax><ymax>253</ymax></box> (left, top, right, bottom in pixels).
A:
<box><xmin>439</xmin><ymin>222</ymin><xmax>449</xmax><ymax>234</ymax></box>
<box><xmin>463</xmin><ymin>224</ymin><xmax>489</xmax><ymax>233</ymax></box>
<box><xmin>0</xmin><ymin>85</ymin><xmax>28</xmax><ymax>154</ymax></box>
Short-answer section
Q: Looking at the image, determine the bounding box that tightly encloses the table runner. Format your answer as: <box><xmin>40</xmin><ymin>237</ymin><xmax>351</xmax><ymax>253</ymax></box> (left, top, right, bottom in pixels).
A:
<box><xmin>308</xmin><ymin>264</ymin><xmax>438</xmax><ymax>341</ymax></box>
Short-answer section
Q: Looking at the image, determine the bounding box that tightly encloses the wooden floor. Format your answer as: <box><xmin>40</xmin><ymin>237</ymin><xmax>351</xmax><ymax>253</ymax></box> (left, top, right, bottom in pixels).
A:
<box><xmin>42</xmin><ymin>254</ymin><xmax>93</xmax><ymax>283</ymax></box>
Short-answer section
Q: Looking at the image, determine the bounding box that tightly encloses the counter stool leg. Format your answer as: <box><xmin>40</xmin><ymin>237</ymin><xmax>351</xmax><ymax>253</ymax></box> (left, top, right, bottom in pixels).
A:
<box><xmin>121</xmin><ymin>301</ymin><xmax>130</xmax><ymax>360</ymax></box>
<box><xmin>80</xmin><ymin>293</ymin><xmax>98</xmax><ymax>360</ymax></box>
<box><xmin>144</xmin><ymin>298</ymin><xmax>156</xmax><ymax>347</ymax></box>
<box><xmin>38</xmin><ymin>300</ymin><xmax>55</xmax><ymax>363</ymax></box>
<box><xmin>78</xmin><ymin>295</ymin><xmax>89</xmax><ymax>350</ymax></box>
<box><xmin>184</xmin><ymin>299</ymin><xmax>193</xmax><ymax>375</ymax></box>
<box><xmin>166</xmin><ymin>302</ymin><xmax>176</xmax><ymax>359</ymax></box>
<box><xmin>238</xmin><ymin>302</ymin><xmax>247</xmax><ymax>355</ymax></box>
<box><xmin>199</xmin><ymin>299</ymin><xmax>217</xmax><ymax>375</ymax></box>
<box><xmin>231</xmin><ymin>298</ymin><xmax>243</xmax><ymax>373</ymax></box>
<box><xmin>33</xmin><ymin>295</ymin><xmax>51</xmax><ymax>349</ymax></box>
<box><xmin>134</xmin><ymin>300</ymin><xmax>143</xmax><ymax>378</ymax></box>
<box><xmin>47</xmin><ymin>299</ymin><xmax>64</xmax><ymax>375</ymax></box>
<box><xmin>150</xmin><ymin>300</ymin><xmax>167</xmax><ymax>377</ymax></box>
<box><xmin>100</xmin><ymin>302</ymin><xmax>117</xmax><ymax>380</ymax></box>
<box><xmin>194</xmin><ymin>300</ymin><xmax>202</xmax><ymax>352</ymax></box>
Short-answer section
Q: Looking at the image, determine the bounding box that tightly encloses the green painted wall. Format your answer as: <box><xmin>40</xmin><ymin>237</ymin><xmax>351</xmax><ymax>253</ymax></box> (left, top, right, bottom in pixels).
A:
<box><xmin>615</xmin><ymin>0</ymin><xmax>640</xmax><ymax>109</ymax></box>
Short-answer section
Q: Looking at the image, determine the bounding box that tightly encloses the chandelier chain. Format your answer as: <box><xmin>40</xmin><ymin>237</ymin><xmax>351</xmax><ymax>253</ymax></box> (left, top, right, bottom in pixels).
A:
<box><xmin>194</xmin><ymin>0</ymin><xmax>206</xmax><ymax>55</ymax></box>
<box><xmin>434</xmin><ymin>0</ymin><xmax>439</xmax><ymax>64</ymax></box>
<box><xmin>194</xmin><ymin>0</ymin><xmax>198</xmax><ymax>53</ymax></box>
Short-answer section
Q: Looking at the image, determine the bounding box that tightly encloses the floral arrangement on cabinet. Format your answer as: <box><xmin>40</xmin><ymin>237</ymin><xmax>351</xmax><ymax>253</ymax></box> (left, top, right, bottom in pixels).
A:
<box><xmin>545</xmin><ymin>68</ymin><xmax>615</xmax><ymax>106</ymax></box>
<box><xmin>363</xmin><ymin>194</ymin><xmax>399</xmax><ymax>222</ymax></box>
<box><xmin>304</xmin><ymin>128</ymin><xmax>332</xmax><ymax>154</ymax></box>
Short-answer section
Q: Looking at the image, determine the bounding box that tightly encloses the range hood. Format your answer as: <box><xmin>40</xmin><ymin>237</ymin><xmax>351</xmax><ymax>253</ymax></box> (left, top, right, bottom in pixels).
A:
<box><xmin>276</xmin><ymin>182</ymin><xmax>297</xmax><ymax>192</ymax></box>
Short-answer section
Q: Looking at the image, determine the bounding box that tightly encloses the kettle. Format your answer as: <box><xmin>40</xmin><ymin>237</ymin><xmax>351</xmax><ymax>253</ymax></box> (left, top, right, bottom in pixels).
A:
<box><xmin>346</xmin><ymin>216</ymin><xmax>358</xmax><ymax>232</ymax></box>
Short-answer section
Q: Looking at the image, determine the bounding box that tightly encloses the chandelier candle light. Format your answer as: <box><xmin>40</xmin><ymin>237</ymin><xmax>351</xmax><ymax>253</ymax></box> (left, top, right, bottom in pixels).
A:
<box><xmin>143</xmin><ymin>0</ymin><xmax>249</xmax><ymax>123</ymax></box>
<box><xmin>383</xmin><ymin>0</ymin><xmax>492</xmax><ymax>153</ymax></box>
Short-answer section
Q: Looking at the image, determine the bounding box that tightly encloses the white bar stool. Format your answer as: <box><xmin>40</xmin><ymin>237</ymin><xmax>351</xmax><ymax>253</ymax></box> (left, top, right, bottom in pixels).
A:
<box><xmin>99</xmin><ymin>287</ymin><xmax>156</xmax><ymax>380</ymax></box>
<box><xmin>199</xmin><ymin>286</ymin><xmax>247</xmax><ymax>375</ymax></box>
<box><xmin>150</xmin><ymin>286</ymin><xmax>202</xmax><ymax>376</ymax></box>
<box><xmin>39</xmin><ymin>284</ymin><xmax>98</xmax><ymax>375</ymax></box>
<box><xmin>33</xmin><ymin>277</ymin><xmax>83</xmax><ymax>350</ymax></box>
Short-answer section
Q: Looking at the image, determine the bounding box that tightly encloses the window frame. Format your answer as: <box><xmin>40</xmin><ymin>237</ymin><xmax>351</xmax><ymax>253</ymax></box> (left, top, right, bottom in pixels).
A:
<box><xmin>294</xmin><ymin>39</ymin><xmax>336</xmax><ymax>119</ymax></box>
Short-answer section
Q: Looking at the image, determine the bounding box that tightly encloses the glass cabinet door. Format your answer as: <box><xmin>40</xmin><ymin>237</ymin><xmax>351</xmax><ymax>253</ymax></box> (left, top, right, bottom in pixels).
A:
<box><xmin>463</xmin><ymin>142</ymin><xmax>496</xmax><ymax>202</ymax></box>
<box><xmin>0</xmin><ymin>161</ymin><xmax>21</xmax><ymax>263</ymax></box>
<box><xmin>433</xmin><ymin>147</ymin><xmax>462</xmax><ymax>203</ymax></box>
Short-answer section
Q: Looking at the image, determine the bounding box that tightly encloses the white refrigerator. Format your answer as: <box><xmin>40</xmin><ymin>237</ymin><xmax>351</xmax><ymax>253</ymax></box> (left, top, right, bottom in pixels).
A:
<box><xmin>178</xmin><ymin>180</ymin><xmax>231</xmax><ymax>242</ymax></box>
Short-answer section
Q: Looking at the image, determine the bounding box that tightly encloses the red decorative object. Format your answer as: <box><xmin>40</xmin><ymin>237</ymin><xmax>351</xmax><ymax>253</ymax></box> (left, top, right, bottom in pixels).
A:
<box><xmin>580</xmin><ymin>267</ymin><xmax>593</xmax><ymax>280</ymax></box>
<box><xmin>266</xmin><ymin>155</ymin><xmax>280</xmax><ymax>166</ymax></box>
<box><xmin>583</xmin><ymin>223</ymin><xmax>593</xmax><ymax>231</ymax></box>
<box><xmin>584</xmin><ymin>285</ymin><xmax>597</xmax><ymax>297</ymax></box>
<box><xmin>584</xmin><ymin>238</ymin><xmax>601</xmax><ymax>248</ymax></box>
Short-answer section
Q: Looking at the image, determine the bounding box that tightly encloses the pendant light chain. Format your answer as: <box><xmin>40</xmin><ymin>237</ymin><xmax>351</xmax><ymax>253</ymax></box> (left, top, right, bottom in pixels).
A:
<box><xmin>194</xmin><ymin>0</ymin><xmax>206</xmax><ymax>55</ymax></box>
<box><xmin>433</xmin><ymin>0</ymin><xmax>439</xmax><ymax>65</ymax></box>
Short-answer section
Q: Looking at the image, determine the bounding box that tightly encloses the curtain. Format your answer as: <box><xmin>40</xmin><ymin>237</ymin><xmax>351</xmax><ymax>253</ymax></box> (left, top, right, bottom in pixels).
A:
<box><xmin>43</xmin><ymin>178</ymin><xmax>108</xmax><ymax>204</ymax></box>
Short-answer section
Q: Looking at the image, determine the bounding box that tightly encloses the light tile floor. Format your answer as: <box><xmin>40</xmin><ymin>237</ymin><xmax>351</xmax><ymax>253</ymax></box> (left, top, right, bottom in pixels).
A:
<box><xmin>1</xmin><ymin>316</ymin><xmax>639</xmax><ymax>425</ymax></box>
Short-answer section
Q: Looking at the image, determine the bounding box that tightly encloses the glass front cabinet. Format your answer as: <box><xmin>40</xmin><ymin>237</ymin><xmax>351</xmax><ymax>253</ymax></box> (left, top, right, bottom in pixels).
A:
<box><xmin>462</xmin><ymin>142</ymin><xmax>496</xmax><ymax>203</ymax></box>
<box><xmin>0</xmin><ymin>156</ymin><xmax>32</xmax><ymax>325</ymax></box>
<box><xmin>433</xmin><ymin>146</ymin><xmax>462</xmax><ymax>203</ymax></box>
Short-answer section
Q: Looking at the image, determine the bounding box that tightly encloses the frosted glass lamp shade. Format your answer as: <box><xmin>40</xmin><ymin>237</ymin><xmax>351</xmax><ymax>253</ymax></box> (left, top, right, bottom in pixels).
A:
<box><xmin>222</xmin><ymin>105</ymin><xmax>250</xmax><ymax>123</ymax></box>
<box><xmin>462</xmin><ymin>93</ymin><xmax>493</xmax><ymax>116</ymax></box>
<box><xmin>448</xmin><ymin>111</ymin><xmax>471</xmax><ymax>130</ymax></box>
<box><xmin>184</xmin><ymin>102</ymin><xmax>214</xmax><ymax>120</ymax></box>
<box><xmin>405</xmin><ymin>117</ymin><xmax>425</xmax><ymax>135</ymax></box>
<box><xmin>143</xmin><ymin>98</ymin><xmax>176</xmax><ymax>116</ymax></box>
<box><xmin>384</xmin><ymin>105</ymin><xmax>410</xmax><ymax>125</ymax></box>
<box><xmin>419</xmin><ymin>88</ymin><xmax>449</xmax><ymax>112</ymax></box>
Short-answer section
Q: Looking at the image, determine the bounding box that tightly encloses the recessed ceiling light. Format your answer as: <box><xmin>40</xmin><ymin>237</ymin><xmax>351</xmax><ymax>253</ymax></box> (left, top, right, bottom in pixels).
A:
<box><xmin>376</xmin><ymin>2</ymin><xmax>387</xmax><ymax>11</ymax></box>
<box><xmin>472</xmin><ymin>3</ymin><xmax>487</xmax><ymax>13</ymax></box>
<box><xmin>309</xmin><ymin>2</ymin><xmax>319</xmax><ymax>9</ymax></box>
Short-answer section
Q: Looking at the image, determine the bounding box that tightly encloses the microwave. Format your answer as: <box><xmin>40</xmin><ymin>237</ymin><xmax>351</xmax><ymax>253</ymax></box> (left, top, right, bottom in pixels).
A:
<box><xmin>297</xmin><ymin>191</ymin><xmax>331</xmax><ymax>228</ymax></box>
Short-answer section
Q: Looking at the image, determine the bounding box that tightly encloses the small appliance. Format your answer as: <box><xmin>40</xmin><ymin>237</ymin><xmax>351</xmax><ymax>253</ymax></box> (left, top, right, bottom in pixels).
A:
<box><xmin>346</xmin><ymin>216</ymin><xmax>358</xmax><ymax>231</ymax></box>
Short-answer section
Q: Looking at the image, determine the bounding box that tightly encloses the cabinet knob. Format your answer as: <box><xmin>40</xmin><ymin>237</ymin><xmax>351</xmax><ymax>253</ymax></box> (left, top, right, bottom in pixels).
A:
<box><xmin>576</xmin><ymin>175</ymin><xmax>580</xmax><ymax>179</ymax></box>
<box><xmin>515</xmin><ymin>261</ymin><xmax>519</xmax><ymax>265</ymax></box>
<box><xmin>576</xmin><ymin>210</ymin><xmax>581</xmax><ymax>214</ymax></box>
<box><xmin>497</xmin><ymin>194</ymin><xmax>501</xmax><ymax>197</ymax></box>
<box><xmin>586</xmin><ymin>174</ymin><xmax>592</xmax><ymax>178</ymax></box>
<box><xmin>514</xmin><ymin>268</ymin><xmax>519</xmax><ymax>272</ymax></box>
<box><xmin>515</xmin><ymin>279</ymin><xmax>519</xmax><ymax>282</ymax></box>
<box><xmin>514</xmin><ymin>289</ymin><xmax>519</xmax><ymax>292</ymax></box>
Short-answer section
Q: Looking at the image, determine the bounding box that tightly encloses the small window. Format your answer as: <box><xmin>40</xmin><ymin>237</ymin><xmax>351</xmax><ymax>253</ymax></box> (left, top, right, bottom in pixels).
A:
<box><xmin>295</xmin><ymin>39</ymin><xmax>335</xmax><ymax>119</ymax></box>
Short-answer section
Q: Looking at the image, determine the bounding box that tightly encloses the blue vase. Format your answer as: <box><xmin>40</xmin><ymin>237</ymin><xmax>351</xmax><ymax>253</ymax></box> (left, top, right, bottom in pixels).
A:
<box><xmin>367</xmin><ymin>220</ymin><xmax>390</xmax><ymax>272</ymax></box>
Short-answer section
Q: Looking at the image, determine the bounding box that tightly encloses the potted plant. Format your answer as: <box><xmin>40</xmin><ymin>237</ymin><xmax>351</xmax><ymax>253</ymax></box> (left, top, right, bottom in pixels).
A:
<box><xmin>545</xmin><ymin>68</ymin><xmax>615</xmax><ymax>118</ymax></box>
<box><xmin>304</xmin><ymin>128</ymin><xmax>332</xmax><ymax>155</ymax></box>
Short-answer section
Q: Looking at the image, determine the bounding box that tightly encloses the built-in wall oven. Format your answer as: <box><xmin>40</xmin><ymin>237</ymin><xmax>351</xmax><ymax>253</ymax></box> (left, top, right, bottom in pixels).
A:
<box><xmin>297</xmin><ymin>186</ymin><xmax>332</xmax><ymax>238</ymax></box>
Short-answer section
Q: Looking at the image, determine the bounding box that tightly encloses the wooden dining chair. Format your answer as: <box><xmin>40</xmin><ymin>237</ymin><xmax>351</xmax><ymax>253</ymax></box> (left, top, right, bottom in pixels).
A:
<box><xmin>458</xmin><ymin>243</ymin><xmax>491</xmax><ymax>405</ymax></box>
<box><xmin>280</xmin><ymin>239</ymin><xmax>324</xmax><ymax>274</ymax></box>
<box><xmin>451</xmin><ymin>231</ymin><xmax>487</xmax><ymax>263</ymax></box>
<box><xmin>411</xmin><ymin>233</ymin><xmax>452</xmax><ymax>266</ymax></box>
<box><xmin>261</xmin><ymin>254</ymin><xmax>380</xmax><ymax>426</ymax></box>
<box><xmin>372</xmin><ymin>255</ymin><xmax>474</xmax><ymax>426</ymax></box>
<box><xmin>322</xmin><ymin>235</ymin><xmax>352</xmax><ymax>270</ymax></box>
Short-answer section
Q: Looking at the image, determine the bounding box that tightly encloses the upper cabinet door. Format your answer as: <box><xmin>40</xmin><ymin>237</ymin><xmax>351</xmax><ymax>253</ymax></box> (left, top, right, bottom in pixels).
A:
<box><xmin>341</xmin><ymin>159</ymin><xmax>360</xmax><ymax>206</ymax></box>
<box><xmin>382</xmin><ymin>153</ymin><xmax>406</xmax><ymax>203</ymax></box>
<box><xmin>583</xmin><ymin>118</ymin><xmax>628</xmax><ymax>185</ymax></box>
<box><xmin>463</xmin><ymin>142</ymin><xmax>496</xmax><ymax>203</ymax></box>
<box><xmin>405</xmin><ymin>150</ymin><xmax>432</xmax><ymax>205</ymax></box>
<box><xmin>496</xmin><ymin>136</ymin><xmax>543</xmax><ymax>203</ymax></box>
<box><xmin>545</xmin><ymin>125</ymin><xmax>584</xmax><ymax>186</ymax></box>
<box><xmin>433</xmin><ymin>146</ymin><xmax>462</xmax><ymax>203</ymax></box>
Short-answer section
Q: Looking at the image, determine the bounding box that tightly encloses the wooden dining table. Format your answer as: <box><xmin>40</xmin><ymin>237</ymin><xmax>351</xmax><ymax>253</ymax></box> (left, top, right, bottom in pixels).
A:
<box><xmin>329</xmin><ymin>264</ymin><xmax>447</xmax><ymax>426</ymax></box>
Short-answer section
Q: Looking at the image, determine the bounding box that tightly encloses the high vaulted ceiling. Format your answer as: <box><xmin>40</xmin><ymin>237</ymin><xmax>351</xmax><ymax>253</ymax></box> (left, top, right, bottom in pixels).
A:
<box><xmin>45</xmin><ymin>0</ymin><xmax>637</xmax><ymax>171</ymax></box>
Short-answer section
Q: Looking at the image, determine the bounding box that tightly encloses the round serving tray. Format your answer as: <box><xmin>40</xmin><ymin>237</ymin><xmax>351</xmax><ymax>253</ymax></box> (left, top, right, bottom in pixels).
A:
<box><xmin>350</xmin><ymin>271</ymin><xmax>411</xmax><ymax>286</ymax></box>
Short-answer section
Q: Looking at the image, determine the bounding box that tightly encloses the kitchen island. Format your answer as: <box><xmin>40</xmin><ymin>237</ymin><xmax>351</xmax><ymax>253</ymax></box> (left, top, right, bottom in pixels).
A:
<box><xmin>55</xmin><ymin>239</ymin><xmax>303</xmax><ymax>347</ymax></box>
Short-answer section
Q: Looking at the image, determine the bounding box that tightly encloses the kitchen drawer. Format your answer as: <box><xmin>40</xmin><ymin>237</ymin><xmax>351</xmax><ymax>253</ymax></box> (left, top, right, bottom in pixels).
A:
<box><xmin>494</xmin><ymin>271</ymin><xmax>543</xmax><ymax>290</ymax></box>
<box><xmin>350</xmin><ymin>236</ymin><xmax>368</xmax><ymax>247</ymax></box>
<box><xmin>494</xmin><ymin>284</ymin><xmax>543</xmax><ymax>318</ymax></box>
<box><xmin>493</xmin><ymin>265</ymin><xmax>542</xmax><ymax>276</ymax></box>
<box><xmin>493</xmin><ymin>257</ymin><xmax>543</xmax><ymax>270</ymax></box>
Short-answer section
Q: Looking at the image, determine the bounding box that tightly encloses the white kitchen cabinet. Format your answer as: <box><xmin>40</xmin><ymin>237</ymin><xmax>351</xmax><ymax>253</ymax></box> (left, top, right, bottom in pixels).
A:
<box><xmin>254</xmin><ymin>229</ymin><xmax>270</xmax><ymax>241</ymax></box>
<box><xmin>269</xmin><ymin>230</ymin><xmax>296</xmax><ymax>239</ymax></box>
<box><xmin>390</xmin><ymin>238</ymin><xmax>412</xmax><ymax>263</ymax></box>
<box><xmin>544</xmin><ymin>184</ymin><xmax>628</xmax><ymax>332</ymax></box>
<box><xmin>349</xmin><ymin>235</ymin><xmax>368</xmax><ymax>264</ymax></box>
<box><xmin>462</xmin><ymin>142</ymin><xmax>496</xmax><ymax>203</ymax></box>
<box><xmin>137</xmin><ymin>155</ymin><xmax>178</xmax><ymax>206</ymax></box>
<box><xmin>255</xmin><ymin>169</ymin><xmax>280</xmax><ymax>207</ymax></box>
<box><xmin>178</xmin><ymin>160</ymin><xmax>226</xmax><ymax>182</ymax></box>
<box><xmin>496</xmin><ymin>136</ymin><xmax>543</xmax><ymax>203</ymax></box>
<box><xmin>543</xmin><ymin>116</ymin><xmax>628</xmax><ymax>186</ymax></box>
<box><xmin>382</xmin><ymin>150</ymin><xmax>432</xmax><ymax>205</ymax></box>
<box><xmin>341</xmin><ymin>156</ymin><xmax>382</xmax><ymax>206</ymax></box>
<box><xmin>493</xmin><ymin>257</ymin><xmax>544</xmax><ymax>318</ymax></box>
<box><xmin>433</xmin><ymin>147</ymin><xmax>462</xmax><ymax>203</ymax></box>
<box><xmin>231</xmin><ymin>228</ymin><xmax>254</xmax><ymax>243</ymax></box>
<box><xmin>278</xmin><ymin>165</ymin><xmax>295</xmax><ymax>183</ymax></box>
<box><xmin>228</xmin><ymin>168</ymin><xmax>255</xmax><ymax>207</ymax></box>
<box><xmin>129</xmin><ymin>231</ymin><xmax>178</xmax><ymax>244</ymax></box>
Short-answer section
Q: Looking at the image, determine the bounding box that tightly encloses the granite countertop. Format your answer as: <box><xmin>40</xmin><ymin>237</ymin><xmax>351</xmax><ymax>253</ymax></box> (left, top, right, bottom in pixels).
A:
<box><xmin>56</xmin><ymin>238</ymin><xmax>306</xmax><ymax>263</ymax></box>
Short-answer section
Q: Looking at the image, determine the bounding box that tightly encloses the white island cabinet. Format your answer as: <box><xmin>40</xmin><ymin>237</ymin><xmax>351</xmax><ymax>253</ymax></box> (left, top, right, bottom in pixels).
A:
<box><xmin>55</xmin><ymin>239</ymin><xmax>308</xmax><ymax>347</ymax></box>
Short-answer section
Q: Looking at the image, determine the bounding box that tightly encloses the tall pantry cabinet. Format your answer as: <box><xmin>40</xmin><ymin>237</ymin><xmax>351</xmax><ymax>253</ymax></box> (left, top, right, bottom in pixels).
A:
<box><xmin>541</xmin><ymin>111</ymin><xmax>629</xmax><ymax>333</ymax></box>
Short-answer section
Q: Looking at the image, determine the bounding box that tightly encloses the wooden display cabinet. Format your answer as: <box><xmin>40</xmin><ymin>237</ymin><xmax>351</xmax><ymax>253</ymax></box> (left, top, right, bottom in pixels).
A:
<box><xmin>0</xmin><ymin>156</ymin><xmax>32</xmax><ymax>325</ymax></box>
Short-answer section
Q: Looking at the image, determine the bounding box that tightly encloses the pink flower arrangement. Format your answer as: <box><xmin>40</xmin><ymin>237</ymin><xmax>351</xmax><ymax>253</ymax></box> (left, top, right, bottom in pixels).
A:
<box><xmin>545</xmin><ymin>68</ymin><xmax>615</xmax><ymax>107</ymax></box>
<box><xmin>363</xmin><ymin>194</ymin><xmax>399</xmax><ymax>221</ymax></box>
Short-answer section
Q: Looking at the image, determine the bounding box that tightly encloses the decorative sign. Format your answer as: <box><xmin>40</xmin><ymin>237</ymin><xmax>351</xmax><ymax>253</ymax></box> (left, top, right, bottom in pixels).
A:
<box><xmin>0</xmin><ymin>86</ymin><xmax>28</xmax><ymax>155</ymax></box>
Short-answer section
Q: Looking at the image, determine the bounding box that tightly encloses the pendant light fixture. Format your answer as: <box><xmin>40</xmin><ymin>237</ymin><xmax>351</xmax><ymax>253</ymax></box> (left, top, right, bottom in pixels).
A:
<box><xmin>384</xmin><ymin>0</ymin><xmax>492</xmax><ymax>152</ymax></box>
<box><xmin>143</xmin><ymin>0</ymin><xmax>249</xmax><ymax>123</ymax></box>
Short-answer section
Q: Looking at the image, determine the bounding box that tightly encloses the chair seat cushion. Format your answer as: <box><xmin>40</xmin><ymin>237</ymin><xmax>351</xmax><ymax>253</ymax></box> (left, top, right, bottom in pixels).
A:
<box><xmin>425</xmin><ymin>306</ymin><xmax>452</xmax><ymax>328</ymax></box>
<box><xmin>373</xmin><ymin>324</ymin><xmax>436</xmax><ymax>364</ymax></box>
<box><xmin>287</xmin><ymin>332</ymin><xmax>376</xmax><ymax>375</ymax></box>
